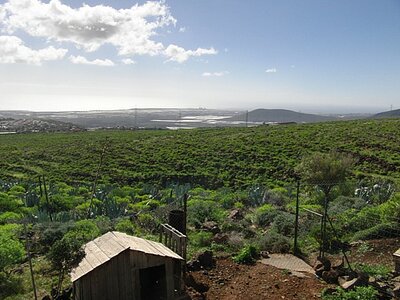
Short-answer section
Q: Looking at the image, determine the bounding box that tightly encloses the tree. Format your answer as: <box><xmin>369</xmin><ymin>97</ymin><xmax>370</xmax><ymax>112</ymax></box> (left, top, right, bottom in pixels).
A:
<box><xmin>48</xmin><ymin>236</ymin><xmax>85</xmax><ymax>297</ymax></box>
<box><xmin>296</xmin><ymin>151</ymin><xmax>355</xmax><ymax>202</ymax></box>
<box><xmin>296</xmin><ymin>151</ymin><xmax>355</xmax><ymax>256</ymax></box>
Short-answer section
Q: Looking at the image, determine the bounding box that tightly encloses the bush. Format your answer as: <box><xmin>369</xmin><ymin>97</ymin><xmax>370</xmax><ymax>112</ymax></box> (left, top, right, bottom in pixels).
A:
<box><xmin>328</xmin><ymin>196</ymin><xmax>367</xmax><ymax>216</ymax></box>
<box><xmin>271</xmin><ymin>212</ymin><xmax>295</xmax><ymax>236</ymax></box>
<box><xmin>353</xmin><ymin>263</ymin><xmax>391</xmax><ymax>279</ymax></box>
<box><xmin>36</xmin><ymin>221</ymin><xmax>74</xmax><ymax>250</ymax></box>
<box><xmin>255</xmin><ymin>204</ymin><xmax>278</xmax><ymax>227</ymax></box>
<box><xmin>137</xmin><ymin>213</ymin><xmax>158</xmax><ymax>233</ymax></box>
<box><xmin>115</xmin><ymin>218</ymin><xmax>138</xmax><ymax>235</ymax></box>
<box><xmin>189</xmin><ymin>231</ymin><xmax>213</xmax><ymax>248</ymax></box>
<box><xmin>256</xmin><ymin>231</ymin><xmax>291</xmax><ymax>253</ymax></box>
<box><xmin>234</xmin><ymin>244</ymin><xmax>258</xmax><ymax>264</ymax></box>
<box><xmin>352</xmin><ymin>222</ymin><xmax>400</xmax><ymax>241</ymax></box>
<box><xmin>0</xmin><ymin>212</ymin><xmax>22</xmax><ymax>224</ymax></box>
<box><xmin>187</xmin><ymin>199</ymin><xmax>225</xmax><ymax>227</ymax></box>
<box><xmin>322</xmin><ymin>286</ymin><xmax>378</xmax><ymax>300</ymax></box>
<box><xmin>0</xmin><ymin>230</ymin><xmax>25</xmax><ymax>274</ymax></box>
<box><xmin>63</xmin><ymin>220</ymin><xmax>101</xmax><ymax>244</ymax></box>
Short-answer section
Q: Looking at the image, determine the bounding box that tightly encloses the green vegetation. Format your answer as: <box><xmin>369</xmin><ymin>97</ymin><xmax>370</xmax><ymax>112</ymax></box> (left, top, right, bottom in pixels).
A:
<box><xmin>0</xmin><ymin>119</ymin><xmax>399</xmax><ymax>187</ymax></box>
<box><xmin>233</xmin><ymin>244</ymin><xmax>258</xmax><ymax>264</ymax></box>
<box><xmin>0</xmin><ymin>118</ymin><xmax>399</xmax><ymax>298</ymax></box>
<box><xmin>322</xmin><ymin>286</ymin><xmax>378</xmax><ymax>300</ymax></box>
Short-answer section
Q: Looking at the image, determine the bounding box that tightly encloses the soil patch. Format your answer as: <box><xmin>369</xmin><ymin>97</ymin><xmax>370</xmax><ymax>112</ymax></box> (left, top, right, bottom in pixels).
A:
<box><xmin>186</xmin><ymin>257</ymin><xmax>328</xmax><ymax>300</ymax></box>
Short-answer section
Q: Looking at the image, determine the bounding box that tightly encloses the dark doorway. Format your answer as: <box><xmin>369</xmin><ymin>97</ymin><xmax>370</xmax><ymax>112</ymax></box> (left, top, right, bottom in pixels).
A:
<box><xmin>139</xmin><ymin>265</ymin><xmax>167</xmax><ymax>300</ymax></box>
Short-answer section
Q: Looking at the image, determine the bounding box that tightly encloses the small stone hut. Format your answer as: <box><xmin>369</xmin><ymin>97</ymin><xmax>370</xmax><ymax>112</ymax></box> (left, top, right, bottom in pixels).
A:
<box><xmin>71</xmin><ymin>231</ymin><xmax>183</xmax><ymax>300</ymax></box>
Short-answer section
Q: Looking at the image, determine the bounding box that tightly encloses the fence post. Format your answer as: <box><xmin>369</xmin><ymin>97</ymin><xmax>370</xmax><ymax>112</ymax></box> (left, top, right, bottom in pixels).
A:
<box><xmin>183</xmin><ymin>193</ymin><xmax>188</xmax><ymax>236</ymax></box>
<box><xmin>294</xmin><ymin>181</ymin><xmax>300</xmax><ymax>256</ymax></box>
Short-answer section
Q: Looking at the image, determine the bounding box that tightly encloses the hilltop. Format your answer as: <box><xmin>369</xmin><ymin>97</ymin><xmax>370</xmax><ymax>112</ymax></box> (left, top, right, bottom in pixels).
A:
<box><xmin>372</xmin><ymin>108</ymin><xmax>400</xmax><ymax>119</ymax></box>
<box><xmin>225</xmin><ymin>109</ymin><xmax>335</xmax><ymax>124</ymax></box>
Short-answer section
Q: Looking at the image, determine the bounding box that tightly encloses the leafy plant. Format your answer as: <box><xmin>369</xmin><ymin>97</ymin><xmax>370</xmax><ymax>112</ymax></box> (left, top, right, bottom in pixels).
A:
<box><xmin>234</xmin><ymin>244</ymin><xmax>258</xmax><ymax>264</ymax></box>
<box><xmin>322</xmin><ymin>286</ymin><xmax>378</xmax><ymax>300</ymax></box>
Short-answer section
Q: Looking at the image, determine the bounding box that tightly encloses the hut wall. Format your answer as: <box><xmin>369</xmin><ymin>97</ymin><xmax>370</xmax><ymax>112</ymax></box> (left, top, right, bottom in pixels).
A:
<box><xmin>74</xmin><ymin>250</ymin><xmax>179</xmax><ymax>300</ymax></box>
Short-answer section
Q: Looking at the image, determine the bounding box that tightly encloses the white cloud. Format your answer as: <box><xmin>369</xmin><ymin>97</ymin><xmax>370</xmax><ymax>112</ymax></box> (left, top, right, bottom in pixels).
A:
<box><xmin>0</xmin><ymin>35</ymin><xmax>67</xmax><ymax>65</ymax></box>
<box><xmin>0</xmin><ymin>0</ymin><xmax>216</xmax><ymax>63</ymax></box>
<box><xmin>265</xmin><ymin>68</ymin><xmax>277</xmax><ymax>73</ymax></box>
<box><xmin>179</xmin><ymin>27</ymin><xmax>186</xmax><ymax>33</ymax></box>
<box><xmin>202</xmin><ymin>71</ymin><xmax>229</xmax><ymax>77</ymax></box>
<box><xmin>69</xmin><ymin>55</ymin><xmax>114</xmax><ymax>66</ymax></box>
<box><xmin>122</xmin><ymin>58</ymin><xmax>136</xmax><ymax>65</ymax></box>
<box><xmin>165</xmin><ymin>45</ymin><xmax>217</xmax><ymax>63</ymax></box>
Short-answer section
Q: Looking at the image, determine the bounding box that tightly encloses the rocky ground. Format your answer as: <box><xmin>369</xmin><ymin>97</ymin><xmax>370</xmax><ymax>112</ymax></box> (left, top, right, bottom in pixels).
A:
<box><xmin>184</xmin><ymin>238</ymin><xmax>400</xmax><ymax>300</ymax></box>
<box><xmin>185</xmin><ymin>257</ymin><xmax>329</xmax><ymax>300</ymax></box>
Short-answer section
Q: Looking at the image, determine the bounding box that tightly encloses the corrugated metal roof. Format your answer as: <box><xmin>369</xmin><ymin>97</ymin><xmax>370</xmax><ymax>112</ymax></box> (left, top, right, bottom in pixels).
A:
<box><xmin>71</xmin><ymin>231</ymin><xmax>183</xmax><ymax>282</ymax></box>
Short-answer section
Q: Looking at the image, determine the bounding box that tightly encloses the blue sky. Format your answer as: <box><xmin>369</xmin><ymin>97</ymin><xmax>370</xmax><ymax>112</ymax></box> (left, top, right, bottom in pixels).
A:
<box><xmin>0</xmin><ymin>0</ymin><xmax>399</xmax><ymax>113</ymax></box>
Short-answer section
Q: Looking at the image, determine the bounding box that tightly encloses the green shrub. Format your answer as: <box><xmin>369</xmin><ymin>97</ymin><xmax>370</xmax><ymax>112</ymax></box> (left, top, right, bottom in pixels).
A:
<box><xmin>352</xmin><ymin>222</ymin><xmax>400</xmax><ymax>241</ymax></box>
<box><xmin>36</xmin><ymin>221</ymin><xmax>74</xmax><ymax>250</ymax></box>
<box><xmin>322</xmin><ymin>286</ymin><xmax>378</xmax><ymax>300</ymax></box>
<box><xmin>0</xmin><ymin>192</ymin><xmax>23</xmax><ymax>213</ymax></box>
<box><xmin>137</xmin><ymin>213</ymin><xmax>158</xmax><ymax>232</ymax></box>
<box><xmin>187</xmin><ymin>199</ymin><xmax>225</xmax><ymax>227</ymax></box>
<box><xmin>256</xmin><ymin>231</ymin><xmax>291</xmax><ymax>253</ymax></box>
<box><xmin>189</xmin><ymin>231</ymin><xmax>213</xmax><ymax>248</ymax></box>
<box><xmin>0</xmin><ymin>212</ymin><xmax>22</xmax><ymax>224</ymax></box>
<box><xmin>115</xmin><ymin>218</ymin><xmax>138</xmax><ymax>235</ymax></box>
<box><xmin>0</xmin><ymin>230</ymin><xmax>25</xmax><ymax>274</ymax></box>
<box><xmin>328</xmin><ymin>196</ymin><xmax>367</xmax><ymax>216</ymax></box>
<box><xmin>255</xmin><ymin>204</ymin><xmax>278</xmax><ymax>227</ymax></box>
<box><xmin>63</xmin><ymin>220</ymin><xmax>101</xmax><ymax>243</ymax></box>
<box><xmin>271</xmin><ymin>212</ymin><xmax>295</xmax><ymax>236</ymax></box>
<box><xmin>234</xmin><ymin>244</ymin><xmax>258</xmax><ymax>264</ymax></box>
<box><xmin>353</xmin><ymin>263</ymin><xmax>391</xmax><ymax>279</ymax></box>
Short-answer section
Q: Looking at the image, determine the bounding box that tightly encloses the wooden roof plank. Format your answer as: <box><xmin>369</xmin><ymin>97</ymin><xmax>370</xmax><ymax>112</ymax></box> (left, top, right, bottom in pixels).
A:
<box><xmin>71</xmin><ymin>231</ymin><xmax>183</xmax><ymax>282</ymax></box>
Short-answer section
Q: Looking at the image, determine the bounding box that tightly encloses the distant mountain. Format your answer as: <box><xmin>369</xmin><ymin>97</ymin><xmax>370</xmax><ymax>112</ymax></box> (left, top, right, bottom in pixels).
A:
<box><xmin>225</xmin><ymin>109</ymin><xmax>335</xmax><ymax>123</ymax></box>
<box><xmin>371</xmin><ymin>109</ymin><xmax>400</xmax><ymax>119</ymax></box>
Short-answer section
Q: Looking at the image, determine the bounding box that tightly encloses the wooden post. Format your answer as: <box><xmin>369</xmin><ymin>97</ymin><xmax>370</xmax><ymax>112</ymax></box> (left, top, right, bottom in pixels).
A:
<box><xmin>294</xmin><ymin>181</ymin><xmax>300</xmax><ymax>256</ymax></box>
<box><xmin>42</xmin><ymin>175</ymin><xmax>53</xmax><ymax>222</ymax></box>
<box><xmin>24</xmin><ymin>223</ymin><xmax>38</xmax><ymax>300</ymax></box>
<box><xmin>183</xmin><ymin>193</ymin><xmax>188</xmax><ymax>236</ymax></box>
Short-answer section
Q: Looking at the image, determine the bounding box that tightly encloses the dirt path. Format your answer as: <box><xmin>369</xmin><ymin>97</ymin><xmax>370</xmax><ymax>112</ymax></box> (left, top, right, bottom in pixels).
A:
<box><xmin>187</xmin><ymin>258</ymin><xmax>329</xmax><ymax>300</ymax></box>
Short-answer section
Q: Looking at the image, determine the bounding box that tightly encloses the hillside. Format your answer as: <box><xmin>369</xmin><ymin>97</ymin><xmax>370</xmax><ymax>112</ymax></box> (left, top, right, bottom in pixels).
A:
<box><xmin>225</xmin><ymin>109</ymin><xmax>335</xmax><ymax>123</ymax></box>
<box><xmin>1</xmin><ymin>118</ymin><xmax>400</xmax><ymax>300</ymax></box>
<box><xmin>0</xmin><ymin>118</ymin><xmax>84</xmax><ymax>133</ymax></box>
<box><xmin>0</xmin><ymin>118</ymin><xmax>399</xmax><ymax>187</ymax></box>
<box><xmin>372</xmin><ymin>108</ymin><xmax>400</xmax><ymax>119</ymax></box>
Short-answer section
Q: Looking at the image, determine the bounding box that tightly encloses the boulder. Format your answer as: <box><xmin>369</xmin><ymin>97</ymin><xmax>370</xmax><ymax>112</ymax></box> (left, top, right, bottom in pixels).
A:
<box><xmin>228</xmin><ymin>209</ymin><xmax>243</xmax><ymax>220</ymax></box>
<box><xmin>393</xmin><ymin>281</ymin><xmax>400</xmax><ymax>298</ymax></box>
<box><xmin>197</xmin><ymin>250</ymin><xmax>215</xmax><ymax>268</ymax></box>
<box><xmin>213</xmin><ymin>233</ymin><xmax>229</xmax><ymax>244</ymax></box>
<box><xmin>322</xmin><ymin>269</ymin><xmax>339</xmax><ymax>284</ymax></box>
<box><xmin>202</xmin><ymin>221</ymin><xmax>220</xmax><ymax>234</ymax></box>
<box><xmin>187</xmin><ymin>250</ymin><xmax>215</xmax><ymax>271</ymax></box>
<box><xmin>339</xmin><ymin>272</ymin><xmax>369</xmax><ymax>290</ymax></box>
<box><xmin>314</xmin><ymin>256</ymin><xmax>331</xmax><ymax>277</ymax></box>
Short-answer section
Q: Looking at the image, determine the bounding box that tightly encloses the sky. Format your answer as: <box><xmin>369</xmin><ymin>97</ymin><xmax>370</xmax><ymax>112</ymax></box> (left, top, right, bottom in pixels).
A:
<box><xmin>0</xmin><ymin>0</ymin><xmax>399</xmax><ymax>113</ymax></box>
